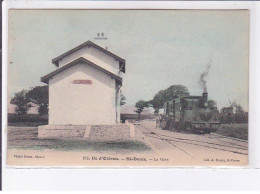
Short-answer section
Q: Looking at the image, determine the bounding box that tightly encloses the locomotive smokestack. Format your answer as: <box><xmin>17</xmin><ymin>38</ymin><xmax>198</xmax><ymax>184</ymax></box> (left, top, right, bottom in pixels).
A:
<box><xmin>199</xmin><ymin>59</ymin><xmax>211</xmax><ymax>93</ymax></box>
<box><xmin>202</xmin><ymin>92</ymin><xmax>208</xmax><ymax>101</ymax></box>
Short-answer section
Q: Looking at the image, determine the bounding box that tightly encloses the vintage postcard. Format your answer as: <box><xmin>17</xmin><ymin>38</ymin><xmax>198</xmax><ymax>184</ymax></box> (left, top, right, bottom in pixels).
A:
<box><xmin>6</xmin><ymin>9</ymin><xmax>249</xmax><ymax>167</ymax></box>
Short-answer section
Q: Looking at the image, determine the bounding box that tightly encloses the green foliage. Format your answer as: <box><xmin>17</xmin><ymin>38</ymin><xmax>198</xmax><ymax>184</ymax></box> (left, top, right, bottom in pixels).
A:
<box><xmin>163</xmin><ymin>85</ymin><xmax>190</xmax><ymax>100</ymax></box>
<box><xmin>149</xmin><ymin>85</ymin><xmax>190</xmax><ymax>112</ymax></box>
<box><xmin>8</xmin><ymin>114</ymin><xmax>48</xmax><ymax>126</ymax></box>
<box><xmin>149</xmin><ymin>90</ymin><xmax>164</xmax><ymax>111</ymax></box>
<box><xmin>219</xmin><ymin>107</ymin><xmax>235</xmax><ymax>124</ymax></box>
<box><xmin>235</xmin><ymin>105</ymin><xmax>248</xmax><ymax>123</ymax></box>
<box><xmin>208</xmin><ymin>99</ymin><xmax>217</xmax><ymax>109</ymax></box>
<box><xmin>27</xmin><ymin>86</ymin><xmax>49</xmax><ymax>115</ymax></box>
<box><xmin>153</xmin><ymin>107</ymin><xmax>160</xmax><ymax>114</ymax></box>
<box><xmin>216</xmin><ymin>123</ymin><xmax>248</xmax><ymax>140</ymax></box>
<box><xmin>134</xmin><ymin>100</ymin><xmax>149</xmax><ymax>120</ymax></box>
<box><xmin>219</xmin><ymin>104</ymin><xmax>248</xmax><ymax>124</ymax></box>
<box><xmin>121</xmin><ymin>113</ymin><xmax>155</xmax><ymax>120</ymax></box>
<box><xmin>120</xmin><ymin>93</ymin><xmax>126</xmax><ymax>106</ymax></box>
<box><xmin>10</xmin><ymin>90</ymin><xmax>32</xmax><ymax>115</ymax></box>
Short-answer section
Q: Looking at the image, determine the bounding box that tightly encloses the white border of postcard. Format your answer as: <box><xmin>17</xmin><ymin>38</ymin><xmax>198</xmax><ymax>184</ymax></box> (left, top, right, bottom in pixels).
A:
<box><xmin>2</xmin><ymin>0</ymin><xmax>260</xmax><ymax>190</ymax></box>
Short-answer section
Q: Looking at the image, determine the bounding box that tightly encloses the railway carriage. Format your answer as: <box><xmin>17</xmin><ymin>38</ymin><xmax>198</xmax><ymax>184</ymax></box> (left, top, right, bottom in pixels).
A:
<box><xmin>160</xmin><ymin>92</ymin><xmax>220</xmax><ymax>134</ymax></box>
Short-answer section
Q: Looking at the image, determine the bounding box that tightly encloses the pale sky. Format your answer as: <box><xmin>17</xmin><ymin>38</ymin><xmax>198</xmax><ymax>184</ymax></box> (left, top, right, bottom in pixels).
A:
<box><xmin>8</xmin><ymin>10</ymin><xmax>249</xmax><ymax>111</ymax></box>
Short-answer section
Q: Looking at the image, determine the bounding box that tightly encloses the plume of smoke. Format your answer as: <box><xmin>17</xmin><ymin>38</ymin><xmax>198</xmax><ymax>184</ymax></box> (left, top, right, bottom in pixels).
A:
<box><xmin>199</xmin><ymin>59</ymin><xmax>212</xmax><ymax>93</ymax></box>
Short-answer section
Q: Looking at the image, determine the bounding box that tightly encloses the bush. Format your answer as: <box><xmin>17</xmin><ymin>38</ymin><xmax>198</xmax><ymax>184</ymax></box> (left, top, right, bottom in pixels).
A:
<box><xmin>216</xmin><ymin>124</ymin><xmax>248</xmax><ymax>140</ymax></box>
<box><xmin>8</xmin><ymin>114</ymin><xmax>48</xmax><ymax>125</ymax></box>
<box><xmin>121</xmin><ymin>114</ymin><xmax>155</xmax><ymax>121</ymax></box>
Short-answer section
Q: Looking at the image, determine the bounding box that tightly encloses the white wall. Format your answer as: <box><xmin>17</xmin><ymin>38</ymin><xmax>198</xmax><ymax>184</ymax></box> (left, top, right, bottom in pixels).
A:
<box><xmin>58</xmin><ymin>46</ymin><xmax>120</xmax><ymax>76</ymax></box>
<box><xmin>49</xmin><ymin>62</ymin><xmax>117</xmax><ymax>125</ymax></box>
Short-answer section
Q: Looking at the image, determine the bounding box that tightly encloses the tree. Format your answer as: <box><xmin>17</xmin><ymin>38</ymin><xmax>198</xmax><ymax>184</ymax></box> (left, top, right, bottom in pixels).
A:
<box><xmin>219</xmin><ymin>107</ymin><xmax>235</xmax><ymax>124</ymax></box>
<box><xmin>235</xmin><ymin>104</ymin><xmax>248</xmax><ymax>123</ymax></box>
<box><xmin>134</xmin><ymin>100</ymin><xmax>149</xmax><ymax>120</ymax></box>
<box><xmin>120</xmin><ymin>93</ymin><xmax>126</xmax><ymax>106</ymax></box>
<box><xmin>163</xmin><ymin>85</ymin><xmax>190</xmax><ymax>101</ymax></box>
<box><xmin>219</xmin><ymin>104</ymin><xmax>248</xmax><ymax>124</ymax></box>
<box><xmin>27</xmin><ymin>86</ymin><xmax>48</xmax><ymax>115</ymax></box>
<box><xmin>208</xmin><ymin>99</ymin><xmax>217</xmax><ymax>109</ymax></box>
<box><xmin>149</xmin><ymin>85</ymin><xmax>190</xmax><ymax>113</ymax></box>
<box><xmin>149</xmin><ymin>90</ymin><xmax>164</xmax><ymax>113</ymax></box>
<box><xmin>10</xmin><ymin>90</ymin><xmax>32</xmax><ymax>115</ymax></box>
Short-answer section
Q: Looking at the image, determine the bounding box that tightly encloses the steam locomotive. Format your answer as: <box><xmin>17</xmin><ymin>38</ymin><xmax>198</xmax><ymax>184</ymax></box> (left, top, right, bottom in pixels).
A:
<box><xmin>160</xmin><ymin>92</ymin><xmax>220</xmax><ymax>134</ymax></box>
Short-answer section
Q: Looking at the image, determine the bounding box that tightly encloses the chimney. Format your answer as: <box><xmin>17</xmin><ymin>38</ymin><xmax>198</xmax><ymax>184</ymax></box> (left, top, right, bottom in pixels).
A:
<box><xmin>202</xmin><ymin>92</ymin><xmax>208</xmax><ymax>101</ymax></box>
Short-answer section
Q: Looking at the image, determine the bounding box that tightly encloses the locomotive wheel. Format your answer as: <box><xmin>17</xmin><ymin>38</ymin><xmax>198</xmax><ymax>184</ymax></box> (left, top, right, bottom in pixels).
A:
<box><xmin>204</xmin><ymin>129</ymin><xmax>211</xmax><ymax>134</ymax></box>
<box><xmin>185</xmin><ymin>123</ymin><xmax>193</xmax><ymax>132</ymax></box>
<box><xmin>175</xmin><ymin>123</ymin><xmax>181</xmax><ymax>132</ymax></box>
<box><xmin>191</xmin><ymin>127</ymin><xmax>198</xmax><ymax>134</ymax></box>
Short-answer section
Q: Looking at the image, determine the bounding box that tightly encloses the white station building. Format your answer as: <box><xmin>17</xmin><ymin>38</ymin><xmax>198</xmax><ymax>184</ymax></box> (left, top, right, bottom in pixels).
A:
<box><xmin>41</xmin><ymin>41</ymin><xmax>125</xmax><ymax>125</ymax></box>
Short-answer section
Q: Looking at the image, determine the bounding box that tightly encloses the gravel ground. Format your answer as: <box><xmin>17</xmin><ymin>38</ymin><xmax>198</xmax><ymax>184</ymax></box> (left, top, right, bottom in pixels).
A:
<box><xmin>136</xmin><ymin>120</ymin><xmax>248</xmax><ymax>165</ymax></box>
<box><xmin>89</xmin><ymin>124</ymin><xmax>130</xmax><ymax>141</ymax></box>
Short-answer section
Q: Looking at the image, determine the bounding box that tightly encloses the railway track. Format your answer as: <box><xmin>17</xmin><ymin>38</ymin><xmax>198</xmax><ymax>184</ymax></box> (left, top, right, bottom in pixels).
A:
<box><xmin>210</xmin><ymin>133</ymin><xmax>248</xmax><ymax>142</ymax></box>
<box><xmin>137</xmin><ymin>123</ymin><xmax>248</xmax><ymax>157</ymax></box>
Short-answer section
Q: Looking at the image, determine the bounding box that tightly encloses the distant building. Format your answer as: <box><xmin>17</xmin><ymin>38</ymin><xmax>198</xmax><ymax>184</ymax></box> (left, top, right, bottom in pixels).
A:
<box><xmin>41</xmin><ymin>41</ymin><xmax>125</xmax><ymax>125</ymax></box>
<box><xmin>120</xmin><ymin>105</ymin><xmax>154</xmax><ymax>115</ymax></box>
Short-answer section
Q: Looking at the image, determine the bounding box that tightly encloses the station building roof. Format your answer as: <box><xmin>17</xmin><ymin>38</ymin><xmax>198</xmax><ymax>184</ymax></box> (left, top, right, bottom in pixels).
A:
<box><xmin>41</xmin><ymin>57</ymin><xmax>122</xmax><ymax>85</ymax></box>
<box><xmin>52</xmin><ymin>40</ymin><xmax>126</xmax><ymax>73</ymax></box>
